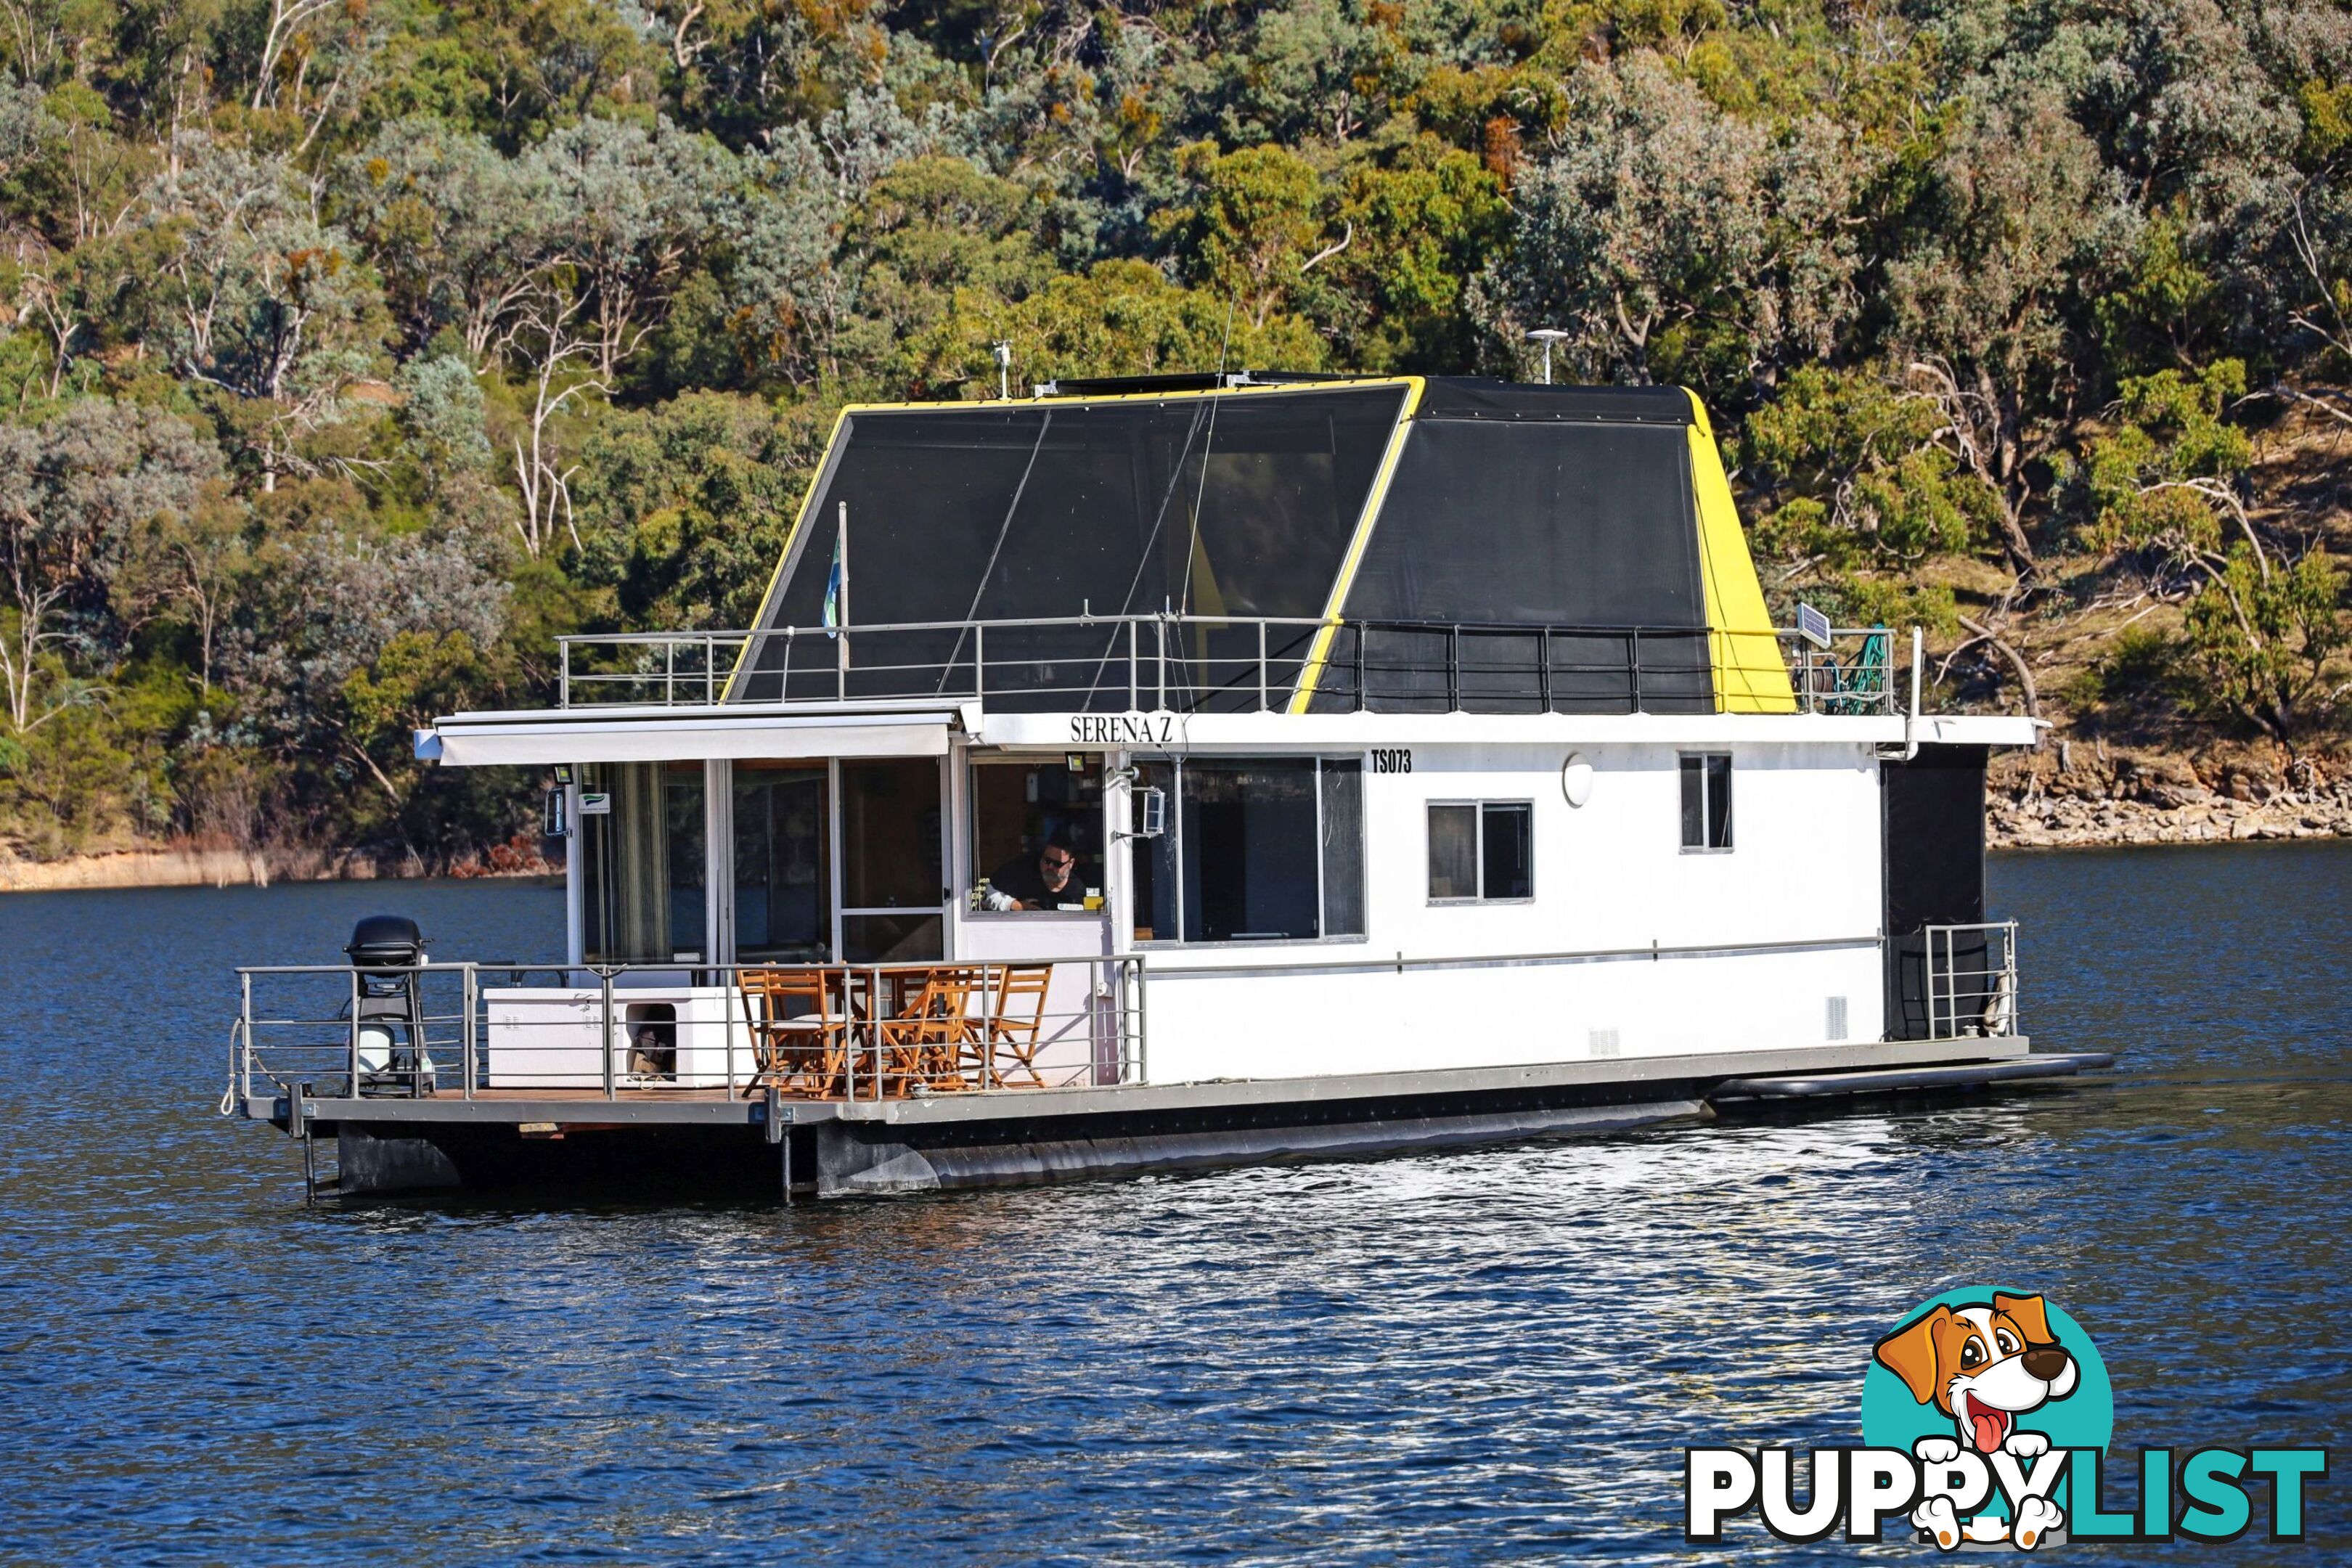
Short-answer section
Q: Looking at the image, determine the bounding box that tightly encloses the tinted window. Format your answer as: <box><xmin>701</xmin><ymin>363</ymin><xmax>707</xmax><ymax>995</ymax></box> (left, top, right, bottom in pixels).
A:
<box><xmin>1481</xmin><ymin>803</ymin><xmax>1532</xmax><ymax>899</ymax></box>
<box><xmin>1427</xmin><ymin>804</ymin><xmax>1477</xmax><ymax>900</ymax></box>
<box><xmin>1182</xmin><ymin>761</ymin><xmax>1320</xmax><ymax>942</ymax></box>
<box><xmin>1680</xmin><ymin>754</ymin><xmax>1732</xmax><ymax>849</ymax></box>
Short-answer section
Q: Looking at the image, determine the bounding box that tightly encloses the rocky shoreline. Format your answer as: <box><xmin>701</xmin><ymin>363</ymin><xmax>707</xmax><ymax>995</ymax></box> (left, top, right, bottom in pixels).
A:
<box><xmin>0</xmin><ymin>834</ymin><xmax>561</xmax><ymax>892</ymax></box>
<box><xmin>1990</xmin><ymin>785</ymin><xmax>2352</xmax><ymax>849</ymax></box>
<box><xmin>1989</xmin><ymin>744</ymin><xmax>2352</xmax><ymax>850</ymax></box>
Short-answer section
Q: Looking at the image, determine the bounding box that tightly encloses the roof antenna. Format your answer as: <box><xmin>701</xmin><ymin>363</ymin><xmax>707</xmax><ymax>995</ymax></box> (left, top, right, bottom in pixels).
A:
<box><xmin>1527</xmin><ymin>327</ymin><xmax>1569</xmax><ymax>385</ymax></box>
<box><xmin>992</xmin><ymin>340</ymin><xmax>1013</xmax><ymax>400</ymax></box>
<box><xmin>1180</xmin><ymin>295</ymin><xmax>1236</xmax><ymax>621</ymax></box>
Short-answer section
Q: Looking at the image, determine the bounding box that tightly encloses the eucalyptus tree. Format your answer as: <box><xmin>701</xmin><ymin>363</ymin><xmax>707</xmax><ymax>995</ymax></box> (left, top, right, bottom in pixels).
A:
<box><xmin>1476</xmin><ymin>55</ymin><xmax>1866</xmax><ymax>400</ymax></box>
<box><xmin>0</xmin><ymin>399</ymin><xmax>221</xmax><ymax>732</ymax></box>
<box><xmin>339</xmin><ymin>121</ymin><xmax>566</xmax><ymax>364</ymax></box>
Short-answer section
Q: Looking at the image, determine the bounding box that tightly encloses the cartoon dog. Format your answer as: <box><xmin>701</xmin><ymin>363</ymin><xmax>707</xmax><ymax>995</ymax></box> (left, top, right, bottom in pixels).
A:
<box><xmin>1874</xmin><ymin>1292</ymin><xmax>2079</xmax><ymax>1550</ymax></box>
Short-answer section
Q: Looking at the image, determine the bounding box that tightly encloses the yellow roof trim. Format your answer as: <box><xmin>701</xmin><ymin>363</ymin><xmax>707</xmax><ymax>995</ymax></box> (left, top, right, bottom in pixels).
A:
<box><xmin>1289</xmin><ymin>377</ymin><xmax>1426</xmax><ymax>713</ymax></box>
<box><xmin>1683</xmin><ymin>387</ymin><xmax>1796</xmax><ymax>714</ymax></box>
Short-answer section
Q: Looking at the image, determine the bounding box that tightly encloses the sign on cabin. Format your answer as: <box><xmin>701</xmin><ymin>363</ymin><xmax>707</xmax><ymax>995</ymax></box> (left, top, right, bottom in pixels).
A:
<box><xmin>1069</xmin><ymin>713</ymin><xmax>1177</xmax><ymax>746</ymax></box>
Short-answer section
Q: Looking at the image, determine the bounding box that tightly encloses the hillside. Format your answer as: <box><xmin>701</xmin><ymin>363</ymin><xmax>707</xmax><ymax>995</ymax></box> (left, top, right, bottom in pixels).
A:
<box><xmin>0</xmin><ymin>0</ymin><xmax>2348</xmax><ymax>870</ymax></box>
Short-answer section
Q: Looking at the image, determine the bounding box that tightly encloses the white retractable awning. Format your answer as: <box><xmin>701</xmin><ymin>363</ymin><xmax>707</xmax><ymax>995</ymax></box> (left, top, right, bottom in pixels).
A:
<box><xmin>420</xmin><ymin>705</ymin><xmax>960</xmax><ymax>767</ymax></box>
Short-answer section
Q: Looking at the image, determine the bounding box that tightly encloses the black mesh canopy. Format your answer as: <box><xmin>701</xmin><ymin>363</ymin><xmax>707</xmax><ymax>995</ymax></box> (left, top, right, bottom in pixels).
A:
<box><xmin>734</xmin><ymin>385</ymin><xmax>1409</xmax><ymax>709</ymax></box>
<box><xmin>728</xmin><ymin>376</ymin><xmax>1731</xmax><ymax>716</ymax></box>
<box><xmin>1326</xmin><ymin>383</ymin><xmax>1711</xmax><ymax>714</ymax></box>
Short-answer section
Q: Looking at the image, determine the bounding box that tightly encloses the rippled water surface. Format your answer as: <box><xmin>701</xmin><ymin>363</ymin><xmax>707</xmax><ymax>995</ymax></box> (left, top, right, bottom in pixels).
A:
<box><xmin>1</xmin><ymin>846</ymin><xmax>2347</xmax><ymax>1564</ymax></box>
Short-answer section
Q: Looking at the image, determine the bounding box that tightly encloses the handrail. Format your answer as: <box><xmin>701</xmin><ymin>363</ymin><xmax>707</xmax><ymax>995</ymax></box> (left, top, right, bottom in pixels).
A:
<box><xmin>1922</xmin><ymin>920</ymin><xmax>2020</xmax><ymax>1040</ymax></box>
<box><xmin>226</xmin><ymin>956</ymin><xmax>1147</xmax><ymax>1109</ymax></box>
<box><xmin>550</xmin><ymin>616</ymin><xmax>1906</xmax><ymax>716</ymax></box>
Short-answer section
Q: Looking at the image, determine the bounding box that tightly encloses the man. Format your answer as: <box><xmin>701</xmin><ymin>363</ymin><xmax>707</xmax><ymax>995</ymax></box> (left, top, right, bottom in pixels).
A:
<box><xmin>981</xmin><ymin>839</ymin><xmax>1079</xmax><ymax>911</ymax></box>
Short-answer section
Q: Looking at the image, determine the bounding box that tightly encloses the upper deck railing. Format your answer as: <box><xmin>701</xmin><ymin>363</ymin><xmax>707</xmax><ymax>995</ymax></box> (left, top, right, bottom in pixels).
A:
<box><xmin>554</xmin><ymin>616</ymin><xmax>1908</xmax><ymax>717</ymax></box>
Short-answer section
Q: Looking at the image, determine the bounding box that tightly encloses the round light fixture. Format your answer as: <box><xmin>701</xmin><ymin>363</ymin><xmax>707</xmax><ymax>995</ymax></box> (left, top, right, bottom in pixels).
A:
<box><xmin>1561</xmin><ymin>752</ymin><xmax>1594</xmax><ymax>808</ymax></box>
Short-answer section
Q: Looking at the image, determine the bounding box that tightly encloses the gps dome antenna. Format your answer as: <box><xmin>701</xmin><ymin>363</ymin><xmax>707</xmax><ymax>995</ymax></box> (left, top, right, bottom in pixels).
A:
<box><xmin>1527</xmin><ymin>327</ymin><xmax>1570</xmax><ymax>385</ymax></box>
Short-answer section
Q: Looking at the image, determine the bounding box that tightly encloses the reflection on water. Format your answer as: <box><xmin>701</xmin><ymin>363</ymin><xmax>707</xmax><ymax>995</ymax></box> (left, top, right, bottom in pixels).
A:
<box><xmin>0</xmin><ymin>846</ymin><xmax>2345</xmax><ymax>1564</ymax></box>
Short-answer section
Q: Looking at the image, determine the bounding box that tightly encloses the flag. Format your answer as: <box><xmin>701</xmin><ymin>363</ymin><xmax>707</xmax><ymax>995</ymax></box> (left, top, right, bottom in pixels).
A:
<box><xmin>822</xmin><ymin>523</ymin><xmax>844</xmax><ymax>638</ymax></box>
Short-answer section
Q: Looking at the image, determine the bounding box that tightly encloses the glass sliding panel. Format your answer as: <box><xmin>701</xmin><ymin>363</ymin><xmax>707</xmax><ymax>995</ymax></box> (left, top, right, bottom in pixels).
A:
<box><xmin>1705</xmin><ymin>754</ymin><xmax>1733</xmax><ymax>848</ymax></box>
<box><xmin>1180</xmin><ymin>760</ymin><xmax>1319</xmax><ymax>942</ymax></box>
<box><xmin>841</xmin><ymin>758</ymin><xmax>942</xmax><ymax>908</ymax></box>
<box><xmin>971</xmin><ymin>756</ymin><xmax>1104</xmax><ymax>912</ymax></box>
<box><xmin>842</xmin><ymin>912</ymin><xmax>944</xmax><ymax>963</ymax></box>
<box><xmin>1426</xmin><ymin>804</ymin><xmax>1477</xmax><ymax>900</ymax></box>
<box><xmin>663</xmin><ymin>762</ymin><xmax>707</xmax><ymax>960</ymax></box>
<box><xmin>1320</xmin><ymin>759</ymin><xmax>1363</xmax><ymax>936</ymax></box>
<box><xmin>1679</xmin><ymin>756</ymin><xmax>1706</xmax><ymax>849</ymax></box>
<box><xmin>732</xmin><ymin>762</ymin><xmax>830</xmax><ymax>963</ymax></box>
<box><xmin>1134</xmin><ymin>761</ymin><xmax>1179</xmax><ymax>942</ymax></box>
<box><xmin>1480</xmin><ymin>803</ymin><xmax>1533</xmax><ymax>899</ymax></box>
<box><xmin>582</xmin><ymin>761</ymin><xmax>707</xmax><ymax>963</ymax></box>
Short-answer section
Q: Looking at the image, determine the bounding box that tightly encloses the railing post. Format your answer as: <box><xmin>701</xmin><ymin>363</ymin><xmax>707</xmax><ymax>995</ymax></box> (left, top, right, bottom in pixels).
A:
<box><xmin>462</xmin><ymin>963</ymin><xmax>477</xmax><ymax>1100</ymax></box>
<box><xmin>1447</xmin><ymin>625</ymin><xmax>1459</xmax><ymax>711</ymax></box>
<box><xmin>1538</xmin><ymin>626</ymin><xmax>1553</xmax><ymax>713</ymax></box>
<box><xmin>1258</xmin><ymin>621</ymin><xmax>1268</xmax><ymax>711</ymax></box>
<box><xmin>1155</xmin><ymin>619</ymin><xmax>1166</xmax><ymax>711</ymax></box>
<box><xmin>348</xmin><ymin>968</ymin><xmax>362</xmax><ymax>1096</ymax></box>
<box><xmin>560</xmin><ymin>641</ymin><xmax>571</xmax><ymax>708</ymax></box>
<box><xmin>601</xmin><ymin>968</ymin><xmax>616</xmax><ymax>1100</ymax></box>
<box><xmin>974</xmin><ymin>622</ymin><xmax>985</xmax><ymax>701</ymax></box>
<box><xmin>1630</xmin><ymin>629</ymin><xmax>1643</xmax><ymax>714</ymax></box>
<box><xmin>238</xmin><ymin>971</ymin><xmax>253</xmax><ymax>1106</ymax></box>
<box><xmin>706</xmin><ymin>635</ymin><xmax>716</xmax><ymax>705</ymax></box>
<box><xmin>1127</xmin><ymin>621</ymin><xmax>1138</xmax><ymax>709</ymax></box>
<box><xmin>1354</xmin><ymin>623</ymin><xmax>1365</xmax><ymax>711</ymax></box>
<box><xmin>665</xmin><ymin>639</ymin><xmax>676</xmax><ymax>706</ymax></box>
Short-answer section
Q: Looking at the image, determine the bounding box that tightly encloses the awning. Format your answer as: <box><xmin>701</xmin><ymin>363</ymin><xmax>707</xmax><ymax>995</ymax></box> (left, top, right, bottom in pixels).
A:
<box><xmin>419</xmin><ymin>705</ymin><xmax>961</xmax><ymax>767</ymax></box>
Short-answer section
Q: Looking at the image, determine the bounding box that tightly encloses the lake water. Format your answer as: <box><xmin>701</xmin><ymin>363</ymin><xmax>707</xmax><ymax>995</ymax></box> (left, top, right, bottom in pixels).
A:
<box><xmin>1</xmin><ymin>844</ymin><xmax>2345</xmax><ymax>1564</ymax></box>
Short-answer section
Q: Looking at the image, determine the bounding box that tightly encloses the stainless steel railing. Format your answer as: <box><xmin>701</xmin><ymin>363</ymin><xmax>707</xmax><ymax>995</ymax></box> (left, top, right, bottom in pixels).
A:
<box><xmin>1923</xmin><ymin>921</ymin><xmax>2020</xmax><ymax>1040</ymax></box>
<box><xmin>224</xmin><ymin>956</ymin><xmax>1146</xmax><ymax>1108</ymax></box>
<box><xmin>553</xmin><ymin>616</ymin><xmax>1906</xmax><ymax>716</ymax></box>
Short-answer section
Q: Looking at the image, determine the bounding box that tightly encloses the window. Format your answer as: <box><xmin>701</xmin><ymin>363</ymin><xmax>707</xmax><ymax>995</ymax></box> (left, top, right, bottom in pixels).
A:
<box><xmin>969</xmin><ymin>756</ymin><xmax>1104</xmax><ymax>913</ymax></box>
<box><xmin>732</xmin><ymin>761</ymin><xmax>828</xmax><ymax>963</ymax></box>
<box><xmin>582</xmin><ymin>761</ymin><xmax>707</xmax><ymax>963</ymax></box>
<box><xmin>1133</xmin><ymin>758</ymin><xmax>1363</xmax><ymax>943</ymax></box>
<box><xmin>1679</xmin><ymin>754</ymin><xmax>1733</xmax><ymax>851</ymax></box>
<box><xmin>1427</xmin><ymin>801</ymin><xmax>1534</xmax><ymax>902</ymax></box>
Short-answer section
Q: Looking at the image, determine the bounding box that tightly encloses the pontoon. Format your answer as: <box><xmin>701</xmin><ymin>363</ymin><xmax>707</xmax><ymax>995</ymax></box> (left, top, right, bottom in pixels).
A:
<box><xmin>223</xmin><ymin>374</ymin><xmax>2108</xmax><ymax>1199</ymax></box>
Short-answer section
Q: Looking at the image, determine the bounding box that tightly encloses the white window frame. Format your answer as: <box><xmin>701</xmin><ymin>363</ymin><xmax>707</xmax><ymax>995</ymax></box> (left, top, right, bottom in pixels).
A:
<box><xmin>1679</xmin><ymin>752</ymin><xmax>1734</xmax><ymax>854</ymax></box>
<box><xmin>1426</xmin><ymin>799</ymin><xmax>1536</xmax><ymax>905</ymax></box>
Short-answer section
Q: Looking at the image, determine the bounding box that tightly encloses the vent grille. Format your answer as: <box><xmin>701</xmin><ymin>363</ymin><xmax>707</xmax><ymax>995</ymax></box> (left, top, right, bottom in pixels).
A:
<box><xmin>1589</xmin><ymin>1028</ymin><xmax>1620</xmax><ymax>1059</ymax></box>
<box><xmin>1826</xmin><ymin>996</ymin><xmax>1849</xmax><ymax>1042</ymax></box>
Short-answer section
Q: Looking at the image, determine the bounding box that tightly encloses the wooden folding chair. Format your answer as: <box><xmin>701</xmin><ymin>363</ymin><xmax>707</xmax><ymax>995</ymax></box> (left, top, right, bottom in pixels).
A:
<box><xmin>977</xmin><ymin>963</ymin><xmax>1054</xmax><ymax>1088</ymax></box>
<box><xmin>739</xmin><ymin>967</ymin><xmax>854</xmax><ymax>1098</ymax></box>
<box><xmin>871</xmin><ymin>965</ymin><xmax>984</xmax><ymax>1095</ymax></box>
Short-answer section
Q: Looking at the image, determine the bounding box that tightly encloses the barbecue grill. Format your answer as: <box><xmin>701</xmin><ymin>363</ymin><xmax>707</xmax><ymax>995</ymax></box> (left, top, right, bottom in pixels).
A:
<box><xmin>345</xmin><ymin>915</ymin><xmax>436</xmax><ymax>1096</ymax></box>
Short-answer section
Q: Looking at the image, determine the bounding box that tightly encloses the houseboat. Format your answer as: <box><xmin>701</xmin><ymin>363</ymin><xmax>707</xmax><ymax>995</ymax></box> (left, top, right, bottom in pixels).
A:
<box><xmin>223</xmin><ymin>374</ymin><xmax>2108</xmax><ymax>1199</ymax></box>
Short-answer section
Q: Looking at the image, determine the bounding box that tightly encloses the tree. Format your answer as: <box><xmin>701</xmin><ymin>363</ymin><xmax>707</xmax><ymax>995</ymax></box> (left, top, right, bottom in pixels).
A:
<box><xmin>0</xmin><ymin>399</ymin><xmax>221</xmax><ymax>732</ymax></box>
<box><xmin>1882</xmin><ymin>92</ymin><xmax>2139</xmax><ymax>574</ymax></box>
<box><xmin>1477</xmin><ymin>56</ymin><xmax>1863</xmax><ymax>400</ymax></box>
<box><xmin>1156</xmin><ymin>142</ymin><xmax>1331</xmax><ymax>331</ymax></box>
<box><xmin>567</xmin><ymin>391</ymin><xmax>807</xmax><ymax>627</ymax></box>
<box><xmin>2182</xmin><ymin>547</ymin><xmax>2348</xmax><ymax>746</ymax></box>
<box><xmin>142</xmin><ymin>139</ymin><xmax>391</xmax><ymax>491</ymax></box>
<box><xmin>1743</xmin><ymin>364</ymin><xmax>2004</xmax><ymax>570</ymax></box>
<box><xmin>526</xmin><ymin>115</ymin><xmax>735</xmax><ymax>377</ymax></box>
<box><xmin>339</xmin><ymin>120</ymin><xmax>564</xmax><ymax>364</ymax></box>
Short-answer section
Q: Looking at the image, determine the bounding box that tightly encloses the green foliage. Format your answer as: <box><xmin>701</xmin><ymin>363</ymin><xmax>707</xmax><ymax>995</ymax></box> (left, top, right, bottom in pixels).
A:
<box><xmin>1743</xmin><ymin>366</ymin><xmax>2001</xmax><ymax>567</ymax></box>
<box><xmin>0</xmin><ymin>0</ymin><xmax>2348</xmax><ymax>859</ymax></box>
<box><xmin>2182</xmin><ymin>546</ymin><xmax>2350</xmax><ymax>745</ymax></box>
<box><xmin>2079</xmin><ymin>359</ymin><xmax>2252</xmax><ymax>560</ymax></box>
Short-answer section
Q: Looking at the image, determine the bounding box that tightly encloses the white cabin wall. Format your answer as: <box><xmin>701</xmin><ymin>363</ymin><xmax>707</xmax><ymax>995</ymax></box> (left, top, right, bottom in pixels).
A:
<box><xmin>1142</xmin><ymin>739</ymin><xmax>1886</xmax><ymax>1083</ymax></box>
